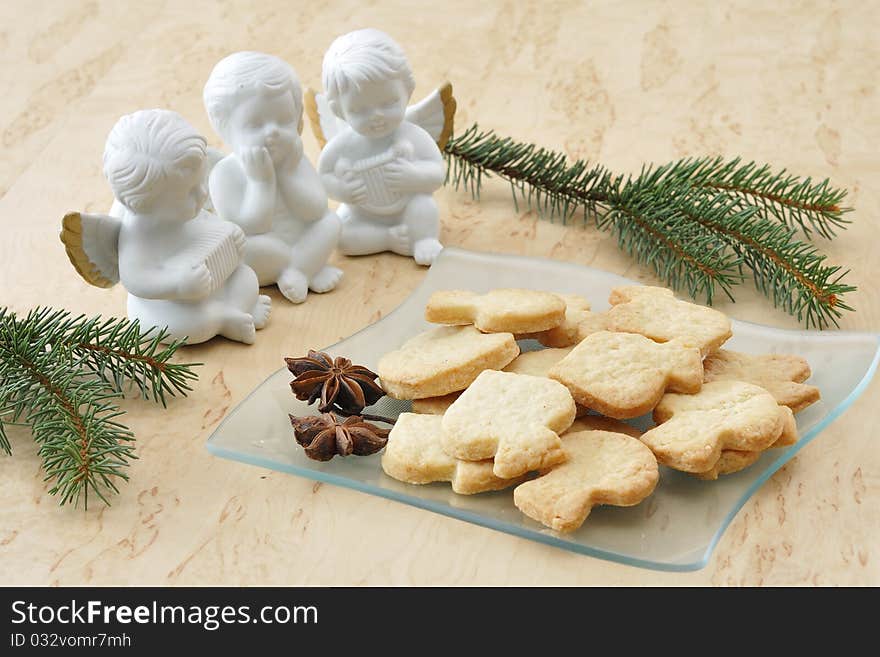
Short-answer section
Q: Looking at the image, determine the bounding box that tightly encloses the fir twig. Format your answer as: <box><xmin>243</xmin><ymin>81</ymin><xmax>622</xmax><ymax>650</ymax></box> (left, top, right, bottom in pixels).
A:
<box><xmin>600</xmin><ymin>165</ymin><xmax>746</xmax><ymax>304</ymax></box>
<box><xmin>682</xmin><ymin>193</ymin><xmax>855</xmax><ymax>327</ymax></box>
<box><xmin>445</xmin><ymin>124</ymin><xmax>612</xmax><ymax>223</ymax></box>
<box><xmin>443</xmin><ymin>124</ymin><xmax>856</xmax><ymax>328</ymax></box>
<box><xmin>0</xmin><ymin>307</ymin><xmax>200</xmax><ymax>508</ymax></box>
<box><xmin>686</xmin><ymin>156</ymin><xmax>851</xmax><ymax>238</ymax></box>
<box><xmin>68</xmin><ymin>315</ymin><xmax>200</xmax><ymax>405</ymax></box>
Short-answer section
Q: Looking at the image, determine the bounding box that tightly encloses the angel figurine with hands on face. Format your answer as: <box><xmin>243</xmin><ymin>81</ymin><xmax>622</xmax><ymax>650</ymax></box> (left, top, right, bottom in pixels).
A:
<box><xmin>309</xmin><ymin>28</ymin><xmax>456</xmax><ymax>266</ymax></box>
<box><xmin>61</xmin><ymin>109</ymin><xmax>271</xmax><ymax>345</ymax></box>
<box><xmin>204</xmin><ymin>51</ymin><xmax>343</xmax><ymax>304</ymax></box>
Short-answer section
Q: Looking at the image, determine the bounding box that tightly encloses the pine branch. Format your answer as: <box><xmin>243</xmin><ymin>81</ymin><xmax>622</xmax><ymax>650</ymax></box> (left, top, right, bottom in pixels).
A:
<box><xmin>600</xmin><ymin>165</ymin><xmax>749</xmax><ymax>304</ymax></box>
<box><xmin>0</xmin><ymin>307</ymin><xmax>200</xmax><ymax>508</ymax></box>
<box><xmin>682</xmin><ymin>192</ymin><xmax>855</xmax><ymax>327</ymax></box>
<box><xmin>443</xmin><ymin>124</ymin><xmax>856</xmax><ymax>328</ymax></box>
<box><xmin>67</xmin><ymin>315</ymin><xmax>200</xmax><ymax>405</ymax></box>
<box><xmin>13</xmin><ymin>308</ymin><xmax>200</xmax><ymax>405</ymax></box>
<box><xmin>15</xmin><ymin>356</ymin><xmax>135</xmax><ymax>508</ymax></box>
<box><xmin>445</xmin><ymin>124</ymin><xmax>612</xmax><ymax>222</ymax></box>
<box><xmin>685</xmin><ymin>156</ymin><xmax>851</xmax><ymax>239</ymax></box>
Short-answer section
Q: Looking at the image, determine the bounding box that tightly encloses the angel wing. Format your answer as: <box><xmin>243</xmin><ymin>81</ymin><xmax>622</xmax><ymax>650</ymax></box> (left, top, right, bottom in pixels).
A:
<box><xmin>60</xmin><ymin>211</ymin><xmax>121</xmax><ymax>288</ymax></box>
<box><xmin>405</xmin><ymin>83</ymin><xmax>456</xmax><ymax>149</ymax></box>
<box><xmin>304</xmin><ymin>90</ymin><xmax>347</xmax><ymax>151</ymax></box>
<box><xmin>305</xmin><ymin>82</ymin><xmax>457</xmax><ymax>150</ymax></box>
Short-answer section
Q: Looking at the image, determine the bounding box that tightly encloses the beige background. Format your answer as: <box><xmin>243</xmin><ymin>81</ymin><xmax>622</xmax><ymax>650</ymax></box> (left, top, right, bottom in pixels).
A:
<box><xmin>0</xmin><ymin>0</ymin><xmax>877</xmax><ymax>585</ymax></box>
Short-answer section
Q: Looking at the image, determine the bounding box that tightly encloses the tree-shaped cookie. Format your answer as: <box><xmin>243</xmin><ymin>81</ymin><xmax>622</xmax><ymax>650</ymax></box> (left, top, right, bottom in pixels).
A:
<box><xmin>640</xmin><ymin>380</ymin><xmax>789</xmax><ymax>473</ymax></box>
<box><xmin>441</xmin><ymin>370</ymin><xmax>576</xmax><ymax>478</ymax></box>
<box><xmin>425</xmin><ymin>289</ymin><xmax>565</xmax><ymax>333</ymax></box>
<box><xmin>377</xmin><ymin>325</ymin><xmax>519</xmax><ymax>399</ymax></box>
<box><xmin>382</xmin><ymin>413</ymin><xmax>525</xmax><ymax>494</ymax></box>
<box><xmin>548</xmin><ymin>331</ymin><xmax>703</xmax><ymax>419</ymax></box>
<box><xmin>703</xmin><ymin>349</ymin><xmax>820</xmax><ymax>413</ymax></box>
<box><xmin>513</xmin><ymin>429</ymin><xmax>659</xmax><ymax>532</ymax></box>
<box><xmin>606</xmin><ymin>286</ymin><xmax>732</xmax><ymax>356</ymax></box>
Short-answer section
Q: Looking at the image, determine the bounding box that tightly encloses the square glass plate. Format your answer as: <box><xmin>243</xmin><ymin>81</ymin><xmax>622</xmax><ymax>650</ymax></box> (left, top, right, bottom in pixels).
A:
<box><xmin>207</xmin><ymin>248</ymin><xmax>880</xmax><ymax>571</ymax></box>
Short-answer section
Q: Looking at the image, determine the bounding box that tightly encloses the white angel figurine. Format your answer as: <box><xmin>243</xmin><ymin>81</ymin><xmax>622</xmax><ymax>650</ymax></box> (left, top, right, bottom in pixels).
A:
<box><xmin>61</xmin><ymin>109</ymin><xmax>271</xmax><ymax>345</ymax></box>
<box><xmin>308</xmin><ymin>28</ymin><xmax>456</xmax><ymax>266</ymax></box>
<box><xmin>204</xmin><ymin>51</ymin><xmax>343</xmax><ymax>304</ymax></box>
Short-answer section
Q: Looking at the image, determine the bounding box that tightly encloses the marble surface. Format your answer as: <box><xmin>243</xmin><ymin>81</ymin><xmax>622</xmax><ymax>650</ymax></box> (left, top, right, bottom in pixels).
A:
<box><xmin>0</xmin><ymin>0</ymin><xmax>877</xmax><ymax>585</ymax></box>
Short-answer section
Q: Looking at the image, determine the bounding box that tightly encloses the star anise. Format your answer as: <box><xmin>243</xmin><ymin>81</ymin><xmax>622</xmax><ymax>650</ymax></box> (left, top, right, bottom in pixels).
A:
<box><xmin>289</xmin><ymin>413</ymin><xmax>390</xmax><ymax>462</ymax></box>
<box><xmin>285</xmin><ymin>350</ymin><xmax>385</xmax><ymax>414</ymax></box>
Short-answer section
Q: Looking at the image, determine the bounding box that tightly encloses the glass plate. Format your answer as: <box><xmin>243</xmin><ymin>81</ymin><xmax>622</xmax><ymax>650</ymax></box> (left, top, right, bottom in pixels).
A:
<box><xmin>206</xmin><ymin>248</ymin><xmax>880</xmax><ymax>571</ymax></box>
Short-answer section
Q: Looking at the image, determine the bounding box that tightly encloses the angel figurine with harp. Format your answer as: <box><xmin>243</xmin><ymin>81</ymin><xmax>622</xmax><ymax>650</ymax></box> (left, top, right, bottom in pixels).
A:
<box><xmin>309</xmin><ymin>28</ymin><xmax>456</xmax><ymax>266</ymax></box>
<box><xmin>60</xmin><ymin>109</ymin><xmax>271</xmax><ymax>345</ymax></box>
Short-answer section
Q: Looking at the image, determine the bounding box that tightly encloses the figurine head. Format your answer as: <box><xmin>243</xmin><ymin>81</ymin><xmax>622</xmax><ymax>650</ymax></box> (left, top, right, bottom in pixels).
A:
<box><xmin>103</xmin><ymin>109</ymin><xmax>207</xmax><ymax>221</ymax></box>
<box><xmin>203</xmin><ymin>51</ymin><xmax>303</xmax><ymax>164</ymax></box>
<box><xmin>322</xmin><ymin>28</ymin><xmax>415</xmax><ymax>139</ymax></box>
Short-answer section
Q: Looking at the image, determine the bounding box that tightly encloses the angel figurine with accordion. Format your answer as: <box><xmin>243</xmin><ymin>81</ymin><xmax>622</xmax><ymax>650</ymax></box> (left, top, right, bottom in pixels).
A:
<box><xmin>309</xmin><ymin>28</ymin><xmax>456</xmax><ymax>266</ymax></box>
<box><xmin>60</xmin><ymin>109</ymin><xmax>271</xmax><ymax>345</ymax></box>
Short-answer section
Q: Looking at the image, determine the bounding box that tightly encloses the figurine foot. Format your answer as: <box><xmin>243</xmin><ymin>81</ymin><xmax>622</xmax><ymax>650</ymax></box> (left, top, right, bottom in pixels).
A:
<box><xmin>309</xmin><ymin>266</ymin><xmax>343</xmax><ymax>294</ymax></box>
<box><xmin>251</xmin><ymin>294</ymin><xmax>272</xmax><ymax>330</ymax></box>
<box><xmin>278</xmin><ymin>268</ymin><xmax>309</xmax><ymax>304</ymax></box>
<box><xmin>413</xmin><ymin>238</ymin><xmax>443</xmax><ymax>266</ymax></box>
<box><xmin>221</xmin><ymin>311</ymin><xmax>257</xmax><ymax>344</ymax></box>
<box><xmin>388</xmin><ymin>225</ymin><xmax>413</xmax><ymax>256</ymax></box>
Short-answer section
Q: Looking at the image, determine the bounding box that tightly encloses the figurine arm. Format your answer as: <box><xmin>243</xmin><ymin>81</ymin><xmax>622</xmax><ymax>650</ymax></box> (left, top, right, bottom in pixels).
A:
<box><xmin>120</xmin><ymin>259</ymin><xmax>208</xmax><ymax>301</ymax></box>
<box><xmin>317</xmin><ymin>144</ymin><xmax>348</xmax><ymax>202</ymax></box>
<box><xmin>405</xmin><ymin>158</ymin><xmax>446</xmax><ymax>192</ymax></box>
<box><xmin>210</xmin><ymin>155</ymin><xmax>276</xmax><ymax>235</ymax></box>
<box><xmin>316</xmin><ymin>136</ymin><xmax>369</xmax><ymax>205</ymax></box>
<box><xmin>319</xmin><ymin>171</ymin><xmax>356</xmax><ymax>205</ymax></box>
<box><xmin>277</xmin><ymin>157</ymin><xmax>329</xmax><ymax>223</ymax></box>
<box><xmin>409</xmin><ymin>127</ymin><xmax>446</xmax><ymax>188</ymax></box>
<box><xmin>386</xmin><ymin>128</ymin><xmax>446</xmax><ymax>194</ymax></box>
